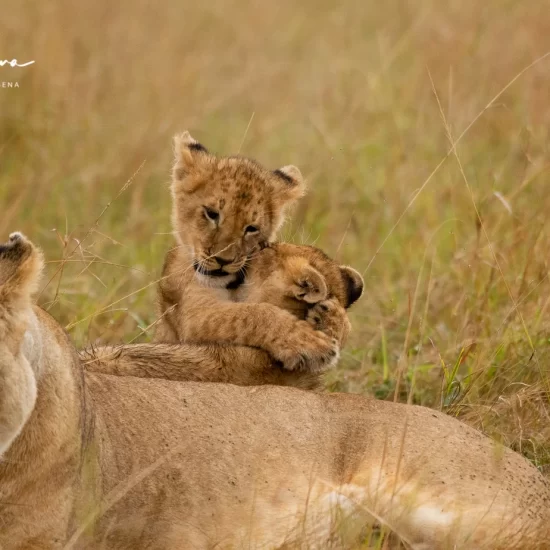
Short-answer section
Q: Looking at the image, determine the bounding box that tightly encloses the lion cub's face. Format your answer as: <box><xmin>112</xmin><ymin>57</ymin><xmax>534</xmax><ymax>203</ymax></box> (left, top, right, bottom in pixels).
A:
<box><xmin>244</xmin><ymin>243</ymin><xmax>364</xmax><ymax>318</ymax></box>
<box><xmin>171</xmin><ymin>132</ymin><xmax>305</xmax><ymax>288</ymax></box>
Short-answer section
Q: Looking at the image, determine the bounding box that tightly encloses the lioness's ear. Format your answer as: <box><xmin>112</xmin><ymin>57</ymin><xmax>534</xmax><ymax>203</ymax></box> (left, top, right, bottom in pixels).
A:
<box><xmin>172</xmin><ymin>131</ymin><xmax>209</xmax><ymax>182</ymax></box>
<box><xmin>272</xmin><ymin>165</ymin><xmax>306</xmax><ymax>204</ymax></box>
<box><xmin>0</xmin><ymin>232</ymin><xmax>44</xmax><ymax>305</ymax></box>
<box><xmin>291</xmin><ymin>263</ymin><xmax>328</xmax><ymax>304</ymax></box>
<box><xmin>339</xmin><ymin>265</ymin><xmax>364</xmax><ymax>308</ymax></box>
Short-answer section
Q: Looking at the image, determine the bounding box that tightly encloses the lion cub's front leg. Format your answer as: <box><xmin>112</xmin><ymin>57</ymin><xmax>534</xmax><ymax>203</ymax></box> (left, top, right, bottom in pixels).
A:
<box><xmin>181</xmin><ymin>299</ymin><xmax>339</xmax><ymax>372</ymax></box>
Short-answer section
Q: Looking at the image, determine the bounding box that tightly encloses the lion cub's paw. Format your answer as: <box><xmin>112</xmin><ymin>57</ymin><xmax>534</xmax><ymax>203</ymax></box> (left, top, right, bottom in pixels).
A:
<box><xmin>306</xmin><ymin>298</ymin><xmax>351</xmax><ymax>345</ymax></box>
<box><xmin>271</xmin><ymin>321</ymin><xmax>339</xmax><ymax>373</ymax></box>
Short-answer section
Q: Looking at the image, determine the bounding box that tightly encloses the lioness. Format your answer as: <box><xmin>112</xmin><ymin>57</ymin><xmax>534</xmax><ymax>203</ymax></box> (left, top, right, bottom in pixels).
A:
<box><xmin>2</xmin><ymin>232</ymin><xmax>549</xmax><ymax>549</ymax></box>
<box><xmin>155</xmin><ymin>132</ymin><xmax>340</xmax><ymax>372</ymax></box>
<box><xmin>84</xmin><ymin>241</ymin><xmax>363</xmax><ymax>390</ymax></box>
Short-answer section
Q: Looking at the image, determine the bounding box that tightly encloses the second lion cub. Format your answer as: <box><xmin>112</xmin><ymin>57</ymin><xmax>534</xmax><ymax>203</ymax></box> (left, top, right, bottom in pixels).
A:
<box><xmin>155</xmin><ymin>132</ymin><xmax>352</xmax><ymax>371</ymax></box>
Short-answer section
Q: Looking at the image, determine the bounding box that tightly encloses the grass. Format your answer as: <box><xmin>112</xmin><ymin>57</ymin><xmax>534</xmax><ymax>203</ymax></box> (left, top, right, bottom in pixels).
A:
<box><xmin>1</xmin><ymin>0</ymin><xmax>550</xmax><ymax>539</ymax></box>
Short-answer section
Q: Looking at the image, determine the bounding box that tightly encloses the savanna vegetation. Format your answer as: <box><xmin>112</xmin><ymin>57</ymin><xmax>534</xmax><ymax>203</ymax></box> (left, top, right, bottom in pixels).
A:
<box><xmin>1</xmin><ymin>0</ymin><xmax>550</xmax><ymax>495</ymax></box>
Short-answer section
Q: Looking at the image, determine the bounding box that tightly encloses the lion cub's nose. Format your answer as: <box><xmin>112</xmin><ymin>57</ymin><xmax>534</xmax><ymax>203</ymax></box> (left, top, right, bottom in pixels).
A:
<box><xmin>214</xmin><ymin>256</ymin><xmax>233</xmax><ymax>267</ymax></box>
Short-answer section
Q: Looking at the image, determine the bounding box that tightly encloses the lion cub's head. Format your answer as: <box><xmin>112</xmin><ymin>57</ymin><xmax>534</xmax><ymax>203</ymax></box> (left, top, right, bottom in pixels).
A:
<box><xmin>171</xmin><ymin>131</ymin><xmax>305</xmax><ymax>288</ymax></box>
<box><xmin>244</xmin><ymin>242</ymin><xmax>364</xmax><ymax>319</ymax></box>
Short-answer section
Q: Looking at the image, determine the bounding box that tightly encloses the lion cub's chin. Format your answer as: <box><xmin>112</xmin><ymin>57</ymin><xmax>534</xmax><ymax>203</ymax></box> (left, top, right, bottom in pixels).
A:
<box><xmin>194</xmin><ymin>271</ymin><xmax>236</xmax><ymax>289</ymax></box>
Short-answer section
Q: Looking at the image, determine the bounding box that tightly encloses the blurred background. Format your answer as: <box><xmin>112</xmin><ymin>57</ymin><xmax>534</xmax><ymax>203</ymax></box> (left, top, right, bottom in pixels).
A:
<box><xmin>1</xmin><ymin>0</ymin><xmax>550</xmax><ymax>471</ymax></box>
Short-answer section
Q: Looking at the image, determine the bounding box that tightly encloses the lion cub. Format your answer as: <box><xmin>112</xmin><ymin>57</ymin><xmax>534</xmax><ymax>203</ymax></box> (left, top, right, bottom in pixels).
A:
<box><xmin>85</xmin><ymin>241</ymin><xmax>363</xmax><ymax>389</ymax></box>
<box><xmin>234</xmin><ymin>242</ymin><xmax>363</xmax><ymax>348</ymax></box>
<box><xmin>155</xmin><ymin>132</ymin><xmax>341</xmax><ymax>371</ymax></box>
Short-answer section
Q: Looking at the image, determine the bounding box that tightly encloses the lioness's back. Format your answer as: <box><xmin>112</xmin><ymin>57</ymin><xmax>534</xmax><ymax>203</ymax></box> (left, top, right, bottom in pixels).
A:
<box><xmin>86</xmin><ymin>373</ymin><xmax>550</xmax><ymax>549</ymax></box>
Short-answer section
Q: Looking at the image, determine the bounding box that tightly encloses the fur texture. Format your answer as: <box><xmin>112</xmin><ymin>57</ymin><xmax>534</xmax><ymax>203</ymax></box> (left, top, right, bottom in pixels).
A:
<box><xmin>155</xmin><ymin>132</ymin><xmax>342</xmax><ymax>372</ymax></box>
<box><xmin>1</xmin><ymin>233</ymin><xmax>550</xmax><ymax>549</ymax></box>
<box><xmin>85</xmin><ymin>242</ymin><xmax>363</xmax><ymax>390</ymax></box>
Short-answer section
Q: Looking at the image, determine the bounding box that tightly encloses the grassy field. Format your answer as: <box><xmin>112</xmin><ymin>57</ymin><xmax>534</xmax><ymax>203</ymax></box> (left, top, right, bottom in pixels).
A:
<box><xmin>2</xmin><ymin>0</ymin><xmax>550</xmax><ymax>503</ymax></box>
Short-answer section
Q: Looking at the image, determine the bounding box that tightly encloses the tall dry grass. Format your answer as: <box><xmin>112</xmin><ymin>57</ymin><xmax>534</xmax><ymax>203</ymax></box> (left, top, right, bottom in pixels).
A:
<box><xmin>1</xmin><ymin>0</ymin><xmax>550</xmax><ymax>487</ymax></box>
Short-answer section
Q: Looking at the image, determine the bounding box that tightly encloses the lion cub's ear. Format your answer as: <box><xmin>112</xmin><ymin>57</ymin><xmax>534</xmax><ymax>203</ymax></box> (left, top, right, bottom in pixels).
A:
<box><xmin>287</xmin><ymin>259</ymin><xmax>327</xmax><ymax>304</ymax></box>
<box><xmin>339</xmin><ymin>266</ymin><xmax>364</xmax><ymax>308</ymax></box>
<box><xmin>172</xmin><ymin>131</ymin><xmax>209</xmax><ymax>183</ymax></box>
<box><xmin>270</xmin><ymin>165</ymin><xmax>306</xmax><ymax>233</ymax></box>
<box><xmin>272</xmin><ymin>165</ymin><xmax>306</xmax><ymax>204</ymax></box>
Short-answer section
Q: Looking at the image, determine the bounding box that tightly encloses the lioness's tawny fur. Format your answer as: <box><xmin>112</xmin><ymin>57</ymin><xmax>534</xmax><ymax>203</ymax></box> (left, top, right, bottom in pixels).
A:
<box><xmin>155</xmin><ymin>132</ymin><xmax>340</xmax><ymax>372</ymax></box>
<box><xmin>85</xmin><ymin>242</ymin><xmax>363</xmax><ymax>390</ymax></box>
<box><xmin>2</xmin><ymin>232</ymin><xmax>550</xmax><ymax>549</ymax></box>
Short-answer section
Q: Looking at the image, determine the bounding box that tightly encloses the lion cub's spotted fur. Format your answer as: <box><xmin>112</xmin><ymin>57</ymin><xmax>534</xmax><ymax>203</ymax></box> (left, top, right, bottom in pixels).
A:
<box><xmin>86</xmin><ymin>242</ymin><xmax>364</xmax><ymax>390</ymax></box>
<box><xmin>155</xmin><ymin>132</ymin><xmax>342</xmax><ymax>372</ymax></box>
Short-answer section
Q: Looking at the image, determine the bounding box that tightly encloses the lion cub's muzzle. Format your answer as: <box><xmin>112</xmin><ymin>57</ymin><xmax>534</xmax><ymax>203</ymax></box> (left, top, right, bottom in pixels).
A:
<box><xmin>193</xmin><ymin>256</ymin><xmax>248</xmax><ymax>290</ymax></box>
<box><xmin>196</xmin><ymin>253</ymin><xmax>248</xmax><ymax>275</ymax></box>
<box><xmin>193</xmin><ymin>262</ymin><xmax>231</xmax><ymax>278</ymax></box>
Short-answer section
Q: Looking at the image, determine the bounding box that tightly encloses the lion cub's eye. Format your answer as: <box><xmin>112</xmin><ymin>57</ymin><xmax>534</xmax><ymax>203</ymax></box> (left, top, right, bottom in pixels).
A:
<box><xmin>203</xmin><ymin>207</ymin><xmax>219</xmax><ymax>222</ymax></box>
<box><xmin>244</xmin><ymin>225</ymin><xmax>259</xmax><ymax>235</ymax></box>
